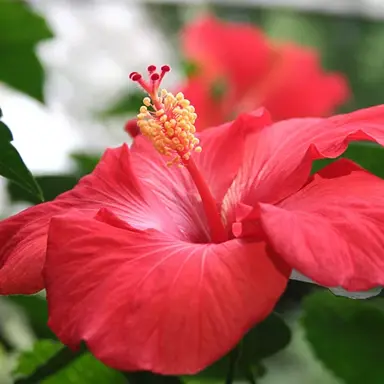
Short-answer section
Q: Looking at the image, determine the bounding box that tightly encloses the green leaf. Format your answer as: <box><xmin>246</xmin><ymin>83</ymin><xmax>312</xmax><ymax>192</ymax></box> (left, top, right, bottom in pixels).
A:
<box><xmin>71</xmin><ymin>152</ymin><xmax>101</xmax><ymax>176</ymax></box>
<box><xmin>14</xmin><ymin>340</ymin><xmax>126</xmax><ymax>384</ymax></box>
<box><xmin>241</xmin><ymin>312</ymin><xmax>291</xmax><ymax>361</ymax></box>
<box><xmin>124</xmin><ymin>372</ymin><xmax>183</xmax><ymax>384</ymax></box>
<box><xmin>0</xmin><ymin>0</ymin><xmax>53</xmax><ymax>101</ymax></box>
<box><xmin>312</xmin><ymin>141</ymin><xmax>384</xmax><ymax>177</ymax></box>
<box><xmin>5</xmin><ymin>295</ymin><xmax>54</xmax><ymax>340</ymax></box>
<box><xmin>7</xmin><ymin>152</ymin><xmax>101</xmax><ymax>204</ymax></box>
<box><xmin>184</xmin><ymin>313</ymin><xmax>291</xmax><ymax>382</ymax></box>
<box><xmin>302</xmin><ymin>291</ymin><xmax>384</xmax><ymax>384</ymax></box>
<box><xmin>8</xmin><ymin>174</ymin><xmax>77</xmax><ymax>204</ymax></box>
<box><xmin>343</xmin><ymin>142</ymin><xmax>384</xmax><ymax>178</ymax></box>
<box><xmin>102</xmin><ymin>92</ymin><xmax>144</xmax><ymax>116</ymax></box>
<box><xmin>0</xmin><ymin>114</ymin><xmax>43</xmax><ymax>201</ymax></box>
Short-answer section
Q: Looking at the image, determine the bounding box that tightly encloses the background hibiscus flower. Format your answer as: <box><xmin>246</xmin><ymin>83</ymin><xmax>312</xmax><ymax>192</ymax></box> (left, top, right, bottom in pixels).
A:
<box><xmin>181</xmin><ymin>15</ymin><xmax>349</xmax><ymax>130</ymax></box>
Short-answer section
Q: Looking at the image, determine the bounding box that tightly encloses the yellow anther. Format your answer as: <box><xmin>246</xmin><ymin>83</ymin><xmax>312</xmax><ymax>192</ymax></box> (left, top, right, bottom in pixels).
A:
<box><xmin>143</xmin><ymin>97</ymin><xmax>151</xmax><ymax>106</ymax></box>
<box><xmin>136</xmin><ymin>88</ymin><xmax>202</xmax><ymax>166</ymax></box>
<box><xmin>180</xmin><ymin>100</ymin><xmax>190</xmax><ymax>108</ymax></box>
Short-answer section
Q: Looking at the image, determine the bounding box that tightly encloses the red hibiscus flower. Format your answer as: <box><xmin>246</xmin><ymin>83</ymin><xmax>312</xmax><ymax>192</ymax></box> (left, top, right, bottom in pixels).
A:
<box><xmin>181</xmin><ymin>15</ymin><xmax>350</xmax><ymax>130</ymax></box>
<box><xmin>0</xmin><ymin>66</ymin><xmax>384</xmax><ymax>375</ymax></box>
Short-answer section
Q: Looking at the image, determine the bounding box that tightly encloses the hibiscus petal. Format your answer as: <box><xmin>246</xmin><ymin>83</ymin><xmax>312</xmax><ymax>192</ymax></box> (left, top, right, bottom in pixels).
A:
<box><xmin>290</xmin><ymin>270</ymin><xmax>382</xmax><ymax>299</ymax></box>
<box><xmin>131</xmin><ymin>109</ymin><xmax>271</xmax><ymax>240</ymax></box>
<box><xmin>182</xmin><ymin>15</ymin><xmax>270</xmax><ymax>95</ymax></box>
<box><xmin>259</xmin><ymin>160</ymin><xmax>384</xmax><ymax>291</ymax></box>
<box><xmin>223</xmin><ymin>105</ymin><xmax>384</xmax><ymax>220</ymax></box>
<box><xmin>0</xmin><ymin>145</ymin><xmax>172</xmax><ymax>294</ymax></box>
<box><xmin>181</xmin><ymin>78</ymin><xmax>227</xmax><ymax>130</ymax></box>
<box><xmin>263</xmin><ymin>44</ymin><xmax>349</xmax><ymax>120</ymax></box>
<box><xmin>44</xmin><ymin>210</ymin><xmax>289</xmax><ymax>375</ymax></box>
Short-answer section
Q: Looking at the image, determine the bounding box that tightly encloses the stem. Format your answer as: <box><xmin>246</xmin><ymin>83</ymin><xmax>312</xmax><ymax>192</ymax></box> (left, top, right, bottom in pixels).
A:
<box><xmin>0</xmin><ymin>331</ymin><xmax>12</xmax><ymax>352</ymax></box>
<box><xmin>15</xmin><ymin>345</ymin><xmax>87</xmax><ymax>384</ymax></box>
<box><xmin>184</xmin><ymin>158</ymin><xmax>227</xmax><ymax>243</ymax></box>
<box><xmin>244</xmin><ymin>367</ymin><xmax>257</xmax><ymax>384</ymax></box>
<box><xmin>225</xmin><ymin>346</ymin><xmax>241</xmax><ymax>384</ymax></box>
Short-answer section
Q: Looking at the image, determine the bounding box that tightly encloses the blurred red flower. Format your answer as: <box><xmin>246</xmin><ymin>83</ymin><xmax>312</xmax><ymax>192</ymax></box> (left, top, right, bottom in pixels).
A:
<box><xmin>181</xmin><ymin>16</ymin><xmax>350</xmax><ymax>130</ymax></box>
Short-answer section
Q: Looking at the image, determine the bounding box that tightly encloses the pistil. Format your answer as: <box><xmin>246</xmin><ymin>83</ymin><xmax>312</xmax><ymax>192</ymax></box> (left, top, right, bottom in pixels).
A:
<box><xmin>130</xmin><ymin>65</ymin><xmax>227</xmax><ymax>243</ymax></box>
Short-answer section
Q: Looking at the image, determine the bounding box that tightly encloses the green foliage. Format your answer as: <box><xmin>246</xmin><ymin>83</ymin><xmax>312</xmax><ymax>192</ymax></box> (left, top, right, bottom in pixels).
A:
<box><xmin>184</xmin><ymin>313</ymin><xmax>291</xmax><ymax>383</ymax></box>
<box><xmin>70</xmin><ymin>152</ymin><xmax>101</xmax><ymax>176</ymax></box>
<box><xmin>0</xmin><ymin>110</ymin><xmax>43</xmax><ymax>201</ymax></box>
<box><xmin>302</xmin><ymin>291</ymin><xmax>384</xmax><ymax>384</ymax></box>
<box><xmin>101</xmin><ymin>92</ymin><xmax>144</xmax><ymax>116</ymax></box>
<box><xmin>8</xmin><ymin>175</ymin><xmax>77</xmax><ymax>204</ymax></box>
<box><xmin>6</xmin><ymin>295</ymin><xmax>54</xmax><ymax>340</ymax></box>
<box><xmin>14</xmin><ymin>340</ymin><xmax>126</xmax><ymax>384</ymax></box>
<box><xmin>343</xmin><ymin>142</ymin><xmax>384</xmax><ymax>178</ymax></box>
<box><xmin>0</xmin><ymin>0</ymin><xmax>53</xmax><ymax>101</ymax></box>
<box><xmin>14</xmin><ymin>340</ymin><xmax>185</xmax><ymax>384</ymax></box>
<box><xmin>124</xmin><ymin>372</ymin><xmax>183</xmax><ymax>384</ymax></box>
<box><xmin>7</xmin><ymin>152</ymin><xmax>101</xmax><ymax>204</ymax></box>
<box><xmin>311</xmin><ymin>141</ymin><xmax>384</xmax><ymax>177</ymax></box>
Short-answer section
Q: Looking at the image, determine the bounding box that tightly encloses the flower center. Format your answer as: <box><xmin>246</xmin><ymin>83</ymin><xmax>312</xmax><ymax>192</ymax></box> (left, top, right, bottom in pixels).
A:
<box><xmin>131</xmin><ymin>65</ymin><xmax>201</xmax><ymax>167</ymax></box>
<box><xmin>130</xmin><ymin>65</ymin><xmax>227</xmax><ymax>243</ymax></box>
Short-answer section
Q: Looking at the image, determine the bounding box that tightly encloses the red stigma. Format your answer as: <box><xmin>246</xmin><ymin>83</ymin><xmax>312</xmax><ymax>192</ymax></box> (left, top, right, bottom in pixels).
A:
<box><xmin>129</xmin><ymin>64</ymin><xmax>172</xmax><ymax>97</ymax></box>
<box><xmin>160</xmin><ymin>65</ymin><xmax>171</xmax><ymax>82</ymax></box>
<box><xmin>147</xmin><ymin>65</ymin><xmax>157</xmax><ymax>73</ymax></box>
<box><xmin>129</xmin><ymin>72</ymin><xmax>142</xmax><ymax>81</ymax></box>
<box><xmin>161</xmin><ymin>65</ymin><xmax>171</xmax><ymax>73</ymax></box>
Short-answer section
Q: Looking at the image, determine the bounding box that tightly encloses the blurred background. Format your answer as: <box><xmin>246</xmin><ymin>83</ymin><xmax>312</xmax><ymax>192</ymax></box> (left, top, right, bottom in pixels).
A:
<box><xmin>1</xmin><ymin>0</ymin><xmax>384</xmax><ymax>383</ymax></box>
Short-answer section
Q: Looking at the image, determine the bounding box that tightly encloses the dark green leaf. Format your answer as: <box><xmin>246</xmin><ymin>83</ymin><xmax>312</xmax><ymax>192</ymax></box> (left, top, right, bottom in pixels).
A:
<box><xmin>124</xmin><ymin>372</ymin><xmax>183</xmax><ymax>384</ymax></box>
<box><xmin>241</xmin><ymin>312</ymin><xmax>291</xmax><ymax>361</ymax></box>
<box><xmin>343</xmin><ymin>142</ymin><xmax>384</xmax><ymax>178</ymax></box>
<box><xmin>5</xmin><ymin>295</ymin><xmax>54</xmax><ymax>339</ymax></box>
<box><xmin>0</xmin><ymin>115</ymin><xmax>43</xmax><ymax>201</ymax></box>
<box><xmin>101</xmin><ymin>92</ymin><xmax>144</xmax><ymax>116</ymax></box>
<box><xmin>7</xmin><ymin>152</ymin><xmax>102</xmax><ymax>204</ymax></box>
<box><xmin>302</xmin><ymin>291</ymin><xmax>384</xmax><ymax>384</ymax></box>
<box><xmin>0</xmin><ymin>0</ymin><xmax>53</xmax><ymax>101</ymax></box>
<box><xmin>0</xmin><ymin>120</ymin><xmax>13</xmax><ymax>142</ymax></box>
<box><xmin>8</xmin><ymin>174</ymin><xmax>77</xmax><ymax>204</ymax></box>
<box><xmin>184</xmin><ymin>313</ymin><xmax>291</xmax><ymax>382</ymax></box>
<box><xmin>312</xmin><ymin>141</ymin><xmax>384</xmax><ymax>177</ymax></box>
<box><xmin>14</xmin><ymin>340</ymin><xmax>126</xmax><ymax>384</ymax></box>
